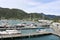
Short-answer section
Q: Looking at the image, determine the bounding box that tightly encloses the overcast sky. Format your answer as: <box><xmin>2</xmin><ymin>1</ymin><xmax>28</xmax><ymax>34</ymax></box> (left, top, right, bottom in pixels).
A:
<box><xmin>0</xmin><ymin>0</ymin><xmax>60</xmax><ymax>15</ymax></box>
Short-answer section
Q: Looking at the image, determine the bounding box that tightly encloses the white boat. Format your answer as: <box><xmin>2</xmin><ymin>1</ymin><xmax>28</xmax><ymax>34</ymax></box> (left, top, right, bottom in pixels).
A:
<box><xmin>0</xmin><ymin>19</ymin><xmax>11</xmax><ymax>28</ymax></box>
<box><xmin>16</xmin><ymin>24</ymin><xmax>25</xmax><ymax>28</ymax></box>
<box><xmin>25</xmin><ymin>23</ymin><xmax>37</xmax><ymax>28</ymax></box>
<box><xmin>0</xmin><ymin>30</ymin><xmax>21</xmax><ymax>34</ymax></box>
<box><xmin>0</xmin><ymin>31</ymin><xmax>8</xmax><ymax>34</ymax></box>
<box><xmin>6</xmin><ymin>30</ymin><xmax>21</xmax><ymax>34</ymax></box>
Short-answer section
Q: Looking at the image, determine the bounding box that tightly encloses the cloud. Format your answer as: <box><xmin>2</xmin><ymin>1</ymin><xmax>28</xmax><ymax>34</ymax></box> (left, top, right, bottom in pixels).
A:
<box><xmin>25</xmin><ymin>0</ymin><xmax>60</xmax><ymax>15</ymax></box>
<box><xmin>0</xmin><ymin>0</ymin><xmax>60</xmax><ymax>15</ymax></box>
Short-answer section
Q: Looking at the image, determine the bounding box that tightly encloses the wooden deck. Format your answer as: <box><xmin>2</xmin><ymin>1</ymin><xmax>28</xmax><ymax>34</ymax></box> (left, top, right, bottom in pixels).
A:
<box><xmin>0</xmin><ymin>28</ymin><xmax>45</xmax><ymax>30</ymax></box>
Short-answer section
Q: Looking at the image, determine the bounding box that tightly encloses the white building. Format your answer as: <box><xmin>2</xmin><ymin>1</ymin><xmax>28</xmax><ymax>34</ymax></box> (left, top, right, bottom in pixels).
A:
<box><xmin>38</xmin><ymin>20</ymin><xmax>52</xmax><ymax>26</ymax></box>
<box><xmin>50</xmin><ymin>22</ymin><xmax>60</xmax><ymax>29</ymax></box>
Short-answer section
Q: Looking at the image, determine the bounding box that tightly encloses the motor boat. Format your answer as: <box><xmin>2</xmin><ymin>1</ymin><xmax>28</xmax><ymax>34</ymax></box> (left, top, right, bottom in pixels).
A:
<box><xmin>0</xmin><ymin>31</ymin><xmax>8</xmax><ymax>34</ymax></box>
<box><xmin>15</xmin><ymin>24</ymin><xmax>25</xmax><ymax>28</ymax></box>
<box><xmin>6</xmin><ymin>30</ymin><xmax>21</xmax><ymax>34</ymax></box>
<box><xmin>0</xmin><ymin>30</ymin><xmax>21</xmax><ymax>35</ymax></box>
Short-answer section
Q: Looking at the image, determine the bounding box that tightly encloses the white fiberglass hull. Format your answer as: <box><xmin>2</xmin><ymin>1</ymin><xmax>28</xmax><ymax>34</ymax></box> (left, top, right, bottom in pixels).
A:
<box><xmin>0</xmin><ymin>30</ymin><xmax>21</xmax><ymax>35</ymax></box>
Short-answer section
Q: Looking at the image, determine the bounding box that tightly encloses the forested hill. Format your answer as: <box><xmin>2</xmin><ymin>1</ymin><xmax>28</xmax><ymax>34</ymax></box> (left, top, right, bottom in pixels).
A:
<box><xmin>0</xmin><ymin>7</ymin><xmax>28</xmax><ymax>19</ymax></box>
<box><xmin>0</xmin><ymin>7</ymin><xmax>60</xmax><ymax>20</ymax></box>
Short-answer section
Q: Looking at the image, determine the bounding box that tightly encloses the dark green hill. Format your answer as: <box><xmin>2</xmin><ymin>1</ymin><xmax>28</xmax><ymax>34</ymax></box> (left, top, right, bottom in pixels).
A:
<box><xmin>0</xmin><ymin>7</ymin><xmax>59</xmax><ymax>21</ymax></box>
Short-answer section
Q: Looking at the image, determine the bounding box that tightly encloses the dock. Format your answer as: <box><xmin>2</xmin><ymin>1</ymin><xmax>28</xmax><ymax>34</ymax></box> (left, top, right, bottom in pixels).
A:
<box><xmin>52</xmin><ymin>32</ymin><xmax>60</xmax><ymax>37</ymax></box>
<box><xmin>0</xmin><ymin>32</ymin><xmax>52</xmax><ymax>39</ymax></box>
<box><xmin>50</xmin><ymin>26</ymin><xmax>60</xmax><ymax>37</ymax></box>
<box><xmin>0</xmin><ymin>28</ymin><xmax>45</xmax><ymax>30</ymax></box>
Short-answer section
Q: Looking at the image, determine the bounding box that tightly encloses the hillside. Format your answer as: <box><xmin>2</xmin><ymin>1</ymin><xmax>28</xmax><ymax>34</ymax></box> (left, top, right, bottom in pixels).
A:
<box><xmin>0</xmin><ymin>7</ymin><xmax>59</xmax><ymax>21</ymax></box>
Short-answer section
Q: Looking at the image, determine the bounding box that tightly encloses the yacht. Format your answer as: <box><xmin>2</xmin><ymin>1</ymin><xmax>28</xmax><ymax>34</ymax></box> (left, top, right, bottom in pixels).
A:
<box><xmin>0</xmin><ymin>30</ymin><xmax>21</xmax><ymax>35</ymax></box>
<box><xmin>0</xmin><ymin>31</ymin><xmax>8</xmax><ymax>34</ymax></box>
<box><xmin>6</xmin><ymin>30</ymin><xmax>21</xmax><ymax>34</ymax></box>
<box><xmin>0</xmin><ymin>19</ymin><xmax>9</xmax><ymax>28</ymax></box>
<box><xmin>15</xmin><ymin>23</ymin><xmax>25</xmax><ymax>28</ymax></box>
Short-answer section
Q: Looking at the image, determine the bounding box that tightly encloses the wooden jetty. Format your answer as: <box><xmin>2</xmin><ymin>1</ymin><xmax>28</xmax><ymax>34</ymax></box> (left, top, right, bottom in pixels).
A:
<box><xmin>52</xmin><ymin>32</ymin><xmax>60</xmax><ymax>37</ymax></box>
<box><xmin>0</xmin><ymin>32</ymin><xmax>52</xmax><ymax>39</ymax></box>
<box><xmin>0</xmin><ymin>28</ymin><xmax>45</xmax><ymax>30</ymax></box>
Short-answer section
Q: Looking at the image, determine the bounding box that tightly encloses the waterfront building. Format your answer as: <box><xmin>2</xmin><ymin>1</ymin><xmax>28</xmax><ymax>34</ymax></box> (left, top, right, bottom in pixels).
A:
<box><xmin>50</xmin><ymin>22</ymin><xmax>60</xmax><ymax>32</ymax></box>
<box><xmin>38</xmin><ymin>20</ymin><xmax>52</xmax><ymax>27</ymax></box>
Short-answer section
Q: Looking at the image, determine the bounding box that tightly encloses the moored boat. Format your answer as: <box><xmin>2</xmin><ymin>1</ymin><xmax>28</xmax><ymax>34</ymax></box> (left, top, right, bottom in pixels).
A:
<box><xmin>15</xmin><ymin>24</ymin><xmax>25</xmax><ymax>28</ymax></box>
<box><xmin>0</xmin><ymin>31</ymin><xmax>8</xmax><ymax>34</ymax></box>
<box><xmin>6</xmin><ymin>30</ymin><xmax>21</xmax><ymax>34</ymax></box>
<box><xmin>0</xmin><ymin>30</ymin><xmax>21</xmax><ymax>35</ymax></box>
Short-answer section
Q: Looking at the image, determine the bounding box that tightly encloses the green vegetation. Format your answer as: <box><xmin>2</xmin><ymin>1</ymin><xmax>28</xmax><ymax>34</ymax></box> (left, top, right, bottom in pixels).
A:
<box><xmin>0</xmin><ymin>7</ymin><xmax>60</xmax><ymax>21</ymax></box>
<box><xmin>0</xmin><ymin>7</ymin><xmax>28</xmax><ymax>20</ymax></box>
<box><xmin>53</xmin><ymin>16</ymin><xmax>60</xmax><ymax>23</ymax></box>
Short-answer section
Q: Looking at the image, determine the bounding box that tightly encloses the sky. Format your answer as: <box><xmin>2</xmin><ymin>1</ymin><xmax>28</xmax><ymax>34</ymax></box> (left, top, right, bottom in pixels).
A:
<box><xmin>0</xmin><ymin>0</ymin><xmax>60</xmax><ymax>15</ymax></box>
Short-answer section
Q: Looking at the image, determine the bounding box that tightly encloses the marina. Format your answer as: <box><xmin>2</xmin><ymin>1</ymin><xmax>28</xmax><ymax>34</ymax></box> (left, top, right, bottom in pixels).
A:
<box><xmin>0</xmin><ymin>20</ymin><xmax>59</xmax><ymax>40</ymax></box>
<box><xmin>0</xmin><ymin>0</ymin><xmax>60</xmax><ymax>40</ymax></box>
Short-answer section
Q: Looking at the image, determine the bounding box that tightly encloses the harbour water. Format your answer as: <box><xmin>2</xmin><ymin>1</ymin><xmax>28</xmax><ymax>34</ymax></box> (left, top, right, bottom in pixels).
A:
<box><xmin>16</xmin><ymin>35</ymin><xmax>60</xmax><ymax>40</ymax></box>
<box><xmin>0</xmin><ymin>20</ymin><xmax>60</xmax><ymax>40</ymax></box>
<box><xmin>2</xmin><ymin>35</ymin><xmax>60</xmax><ymax>40</ymax></box>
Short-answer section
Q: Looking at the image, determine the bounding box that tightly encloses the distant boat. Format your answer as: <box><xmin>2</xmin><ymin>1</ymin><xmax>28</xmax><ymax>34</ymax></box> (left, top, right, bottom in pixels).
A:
<box><xmin>36</xmin><ymin>29</ymin><xmax>46</xmax><ymax>33</ymax></box>
<box><xmin>15</xmin><ymin>23</ymin><xmax>25</xmax><ymax>28</ymax></box>
<box><xmin>0</xmin><ymin>19</ymin><xmax>12</xmax><ymax>28</ymax></box>
<box><xmin>25</xmin><ymin>23</ymin><xmax>37</xmax><ymax>28</ymax></box>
